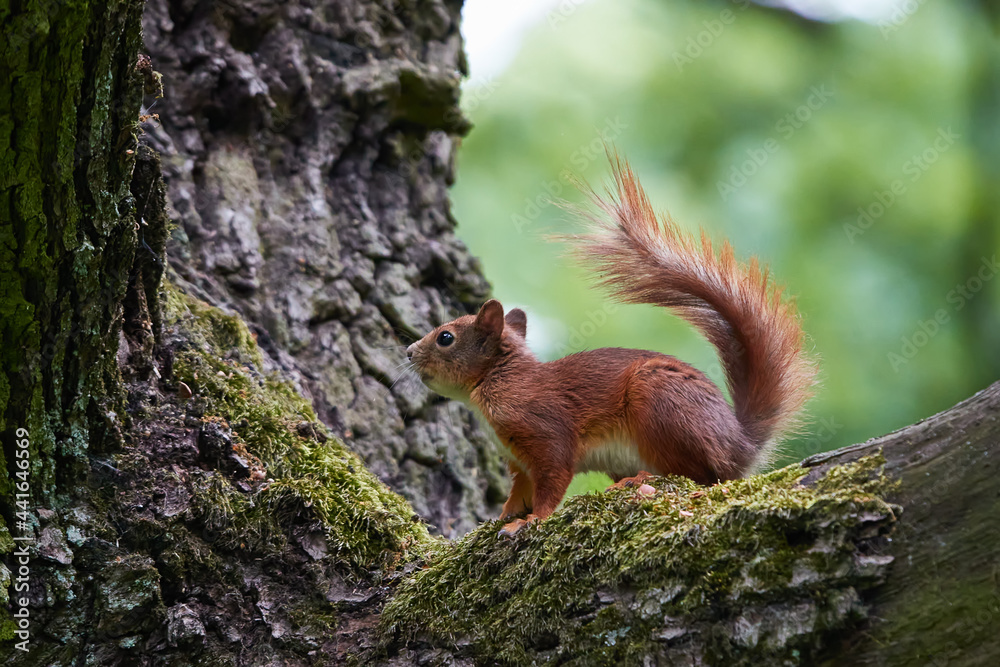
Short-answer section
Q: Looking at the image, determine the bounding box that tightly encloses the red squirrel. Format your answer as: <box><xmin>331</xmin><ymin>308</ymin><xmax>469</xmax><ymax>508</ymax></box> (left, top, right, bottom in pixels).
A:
<box><xmin>406</xmin><ymin>157</ymin><xmax>816</xmax><ymax>536</ymax></box>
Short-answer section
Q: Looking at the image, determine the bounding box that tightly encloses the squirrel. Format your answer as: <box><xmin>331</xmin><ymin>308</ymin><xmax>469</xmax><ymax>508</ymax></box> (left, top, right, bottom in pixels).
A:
<box><xmin>406</xmin><ymin>156</ymin><xmax>816</xmax><ymax>537</ymax></box>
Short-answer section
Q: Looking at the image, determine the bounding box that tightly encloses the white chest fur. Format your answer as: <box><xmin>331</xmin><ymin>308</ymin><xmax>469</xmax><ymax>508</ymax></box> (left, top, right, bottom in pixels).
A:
<box><xmin>576</xmin><ymin>439</ymin><xmax>647</xmax><ymax>480</ymax></box>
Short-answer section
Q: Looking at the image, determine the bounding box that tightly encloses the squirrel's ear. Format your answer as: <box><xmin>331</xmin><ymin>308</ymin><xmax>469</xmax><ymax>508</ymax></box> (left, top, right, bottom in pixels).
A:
<box><xmin>504</xmin><ymin>308</ymin><xmax>527</xmax><ymax>338</ymax></box>
<box><xmin>475</xmin><ymin>299</ymin><xmax>505</xmax><ymax>337</ymax></box>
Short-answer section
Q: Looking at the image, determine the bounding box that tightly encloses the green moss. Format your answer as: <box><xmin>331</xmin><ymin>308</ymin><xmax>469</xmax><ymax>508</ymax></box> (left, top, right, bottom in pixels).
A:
<box><xmin>0</xmin><ymin>561</ymin><xmax>10</xmax><ymax>612</ymax></box>
<box><xmin>0</xmin><ymin>517</ymin><xmax>12</xmax><ymax>554</ymax></box>
<box><xmin>1</xmin><ymin>0</ymin><xmax>145</xmax><ymax>515</ymax></box>
<box><xmin>288</xmin><ymin>598</ymin><xmax>340</xmax><ymax>636</ymax></box>
<box><xmin>377</xmin><ymin>455</ymin><xmax>898</xmax><ymax>665</ymax></box>
<box><xmin>163</xmin><ymin>284</ymin><xmax>434</xmax><ymax>572</ymax></box>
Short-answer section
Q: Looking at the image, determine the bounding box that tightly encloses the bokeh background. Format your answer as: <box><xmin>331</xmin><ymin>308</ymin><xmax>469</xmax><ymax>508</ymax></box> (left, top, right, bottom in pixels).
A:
<box><xmin>450</xmin><ymin>0</ymin><xmax>1000</xmax><ymax>484</ymax></box>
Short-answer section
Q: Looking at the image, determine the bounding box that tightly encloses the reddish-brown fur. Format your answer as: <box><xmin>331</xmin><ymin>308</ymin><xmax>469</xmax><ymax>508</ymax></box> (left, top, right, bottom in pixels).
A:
<box><xmin>406</xmin><ymin>157</ymin><xmax>816</xmax><ymax>535</ymax></box>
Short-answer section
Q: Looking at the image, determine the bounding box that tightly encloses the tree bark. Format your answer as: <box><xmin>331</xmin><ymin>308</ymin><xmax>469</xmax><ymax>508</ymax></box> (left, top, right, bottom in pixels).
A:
<box><xmin>804</xmin><ymin>382</ymin><xmax>1000</xmax><ymax>667</ymax></box>
<box><xmin>3</xmin><ymin>0</ymin><xmax>502</xmax><ymax>663</ymax></box>
<box><xmin>1</xmin><ymin>0</ymin><xmax>146</xmax><ymax>648</ymax></box>
<box><xmin>140</xmin><ymin>0</ymin><xmax>507</xmax><ymax>538</ymax></box>
<box><xmin>0</xmin><ymin>0</ymin><xmax>145</xmax><ymax>498</ymax></box>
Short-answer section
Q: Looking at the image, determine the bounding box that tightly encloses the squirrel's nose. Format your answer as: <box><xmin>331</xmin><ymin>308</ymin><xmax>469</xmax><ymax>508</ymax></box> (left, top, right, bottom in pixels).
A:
<box><xmin>406</xmin><ymin>343</ymin><xmax>415</xmax><ymax>360</ymax></box>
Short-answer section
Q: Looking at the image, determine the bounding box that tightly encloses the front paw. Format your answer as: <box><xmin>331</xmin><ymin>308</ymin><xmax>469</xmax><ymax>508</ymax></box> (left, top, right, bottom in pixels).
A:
<box><xmin>498</xmin><ymin>514</ymin><xmax>538</xmax><ymax>538</ymax></box>
<box><xmin>499</xmin><ymin>503</ymin><xmax>528</xmax><ymax>522</ymax></box>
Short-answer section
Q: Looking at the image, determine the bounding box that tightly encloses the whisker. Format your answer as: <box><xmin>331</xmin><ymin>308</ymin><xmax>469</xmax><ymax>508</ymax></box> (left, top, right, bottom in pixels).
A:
<box><xmin>386</xmin><ymin>361</ymin><xmax>413</xmax><ymax>383</ymax></box>
<box><xmin>389</xmin><ymin>360</ymin><xmax>422</xmax><ymax>389</ymax></box>
<box><xmin>388</xmin><ymin>363</ymin><xmax>420</xmax><ymax>392</ymax></box>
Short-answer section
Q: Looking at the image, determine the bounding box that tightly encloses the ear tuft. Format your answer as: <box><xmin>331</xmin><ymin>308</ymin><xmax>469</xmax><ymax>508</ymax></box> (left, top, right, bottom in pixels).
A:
<box><xmin>505</xmin><ymin>308</ymin><xmax>527</xmax><ymax>338</ymax></box>
<box><xmin>475</xmin><ymin>299</ymin><xmax>505</xmax><ymax>337</ymax></box>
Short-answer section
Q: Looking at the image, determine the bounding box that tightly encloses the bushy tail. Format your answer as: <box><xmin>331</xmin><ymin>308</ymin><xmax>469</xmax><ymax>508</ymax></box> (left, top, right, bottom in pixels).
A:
<box><xmin>567</xmin><ymin>156</ymin><xmax>816</xmax><ymax>457</ymax></box>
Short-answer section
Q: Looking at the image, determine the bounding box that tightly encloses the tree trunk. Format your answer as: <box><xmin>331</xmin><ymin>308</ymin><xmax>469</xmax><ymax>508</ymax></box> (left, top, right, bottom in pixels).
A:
<box><xmin>140</xmin><ymin>0</ymin><xmax>507</xmax><ymax>538</ymax></box>
<box><xmin>0</xmin><ymin>0</ymin><xmax>145</xmax><ymax>497</ymax></box>
<box><xmin>1</xmin><ymin>0</ymin><xmax>146</xmax><ymax>649</ymax></box>
<box><xmin>4</xmin><ymin>0</ymin><xmax>501</xmax><ymax>663</ymax></box>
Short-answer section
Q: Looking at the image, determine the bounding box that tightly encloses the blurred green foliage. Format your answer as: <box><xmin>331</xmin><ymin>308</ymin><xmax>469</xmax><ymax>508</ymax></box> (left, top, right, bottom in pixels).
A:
<box><xmin>451</xmin><ymin>0</ymin><xmax>1000</xmax><ymax>468</ymax></box>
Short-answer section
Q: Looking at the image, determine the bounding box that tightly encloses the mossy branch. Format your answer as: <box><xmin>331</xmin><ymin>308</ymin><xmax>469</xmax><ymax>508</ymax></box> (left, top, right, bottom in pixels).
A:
<box><xmin>376</xmin><ymin>457</ymin><xmax>898</xmax><ymax>665</ymax></box>
<box><xmin>370</xmin><ymin>381</ymin><xmax>1000</xmax><ymax>666</ymax></box>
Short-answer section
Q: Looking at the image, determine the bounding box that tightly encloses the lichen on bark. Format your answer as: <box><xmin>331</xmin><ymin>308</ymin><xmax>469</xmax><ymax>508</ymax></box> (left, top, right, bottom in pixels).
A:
<box><xmin>1</xmin><ymin>0</ymin><xmax>146</xmax><ymax>647</ymax></box>
<box><xmin>376</xmin><ymin>456</ymin><xmax>899</xmax><ymax>666</ymax></box>
<box><xmin>1</xmin><ymin>0</ymin><xmax>144</xmax><ymax>491</ymax></box>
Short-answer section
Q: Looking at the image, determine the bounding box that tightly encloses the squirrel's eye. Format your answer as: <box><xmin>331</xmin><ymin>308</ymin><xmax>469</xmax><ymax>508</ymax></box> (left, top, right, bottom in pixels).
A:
<box><xmin>436</xmin><ymin>331</ymin><xmax>455</xmax><ymax>347</ymax></box>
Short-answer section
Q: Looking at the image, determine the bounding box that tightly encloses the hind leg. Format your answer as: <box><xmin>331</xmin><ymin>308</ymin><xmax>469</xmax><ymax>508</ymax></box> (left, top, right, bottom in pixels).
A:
<box><xmin>623</xmin><ymin>358</ymin><xmax>745</xmax><ymax>485</ymax></box>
